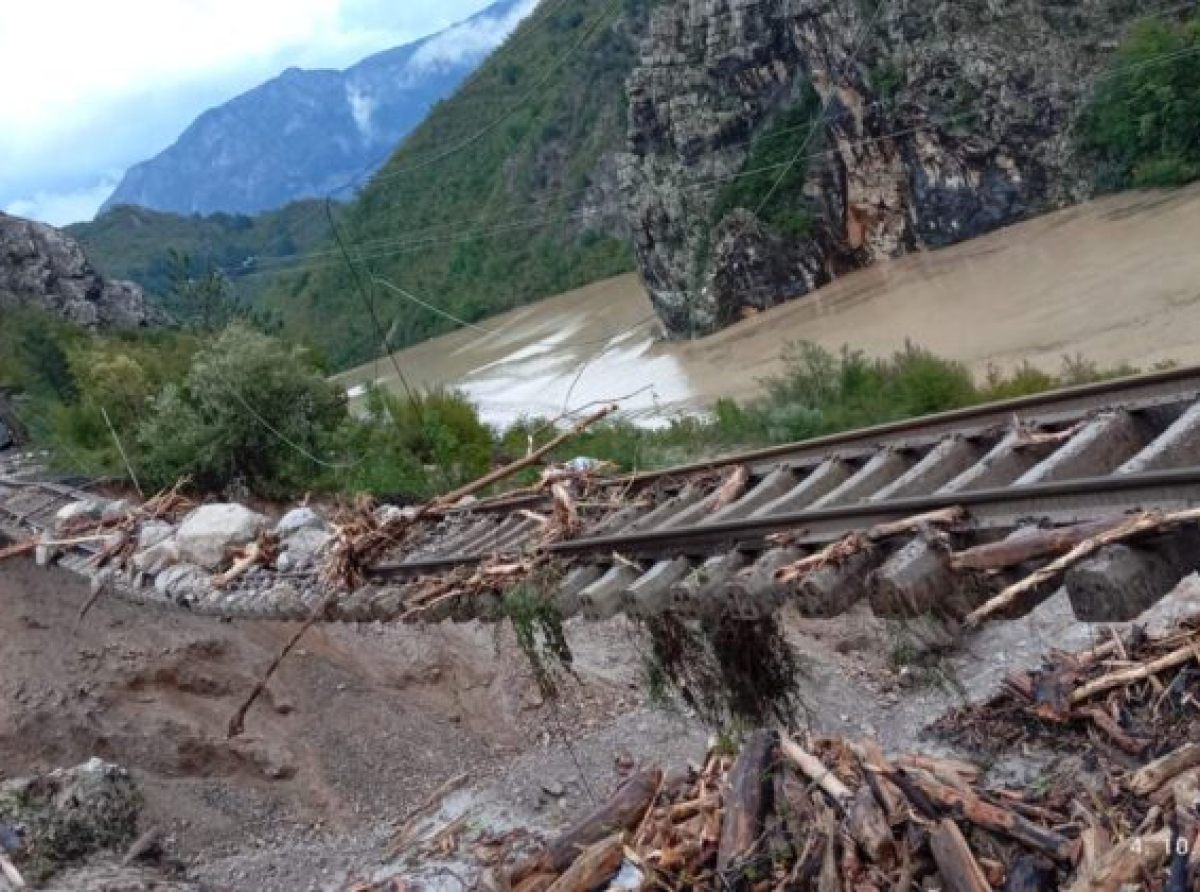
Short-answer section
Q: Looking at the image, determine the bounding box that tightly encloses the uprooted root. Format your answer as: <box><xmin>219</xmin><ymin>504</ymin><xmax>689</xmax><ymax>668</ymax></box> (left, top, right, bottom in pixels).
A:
<box><xmin>640</xmin><ymin>611</ymin><xmax>806</xmax><ymax>727</ymax></box>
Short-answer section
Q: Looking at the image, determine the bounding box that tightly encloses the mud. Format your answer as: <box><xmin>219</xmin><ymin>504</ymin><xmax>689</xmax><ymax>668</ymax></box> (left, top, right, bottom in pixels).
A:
<box><xmin>340</xmin><ymin>183</ymin><xmax>1200</xmax><ymax>425</ymax></box>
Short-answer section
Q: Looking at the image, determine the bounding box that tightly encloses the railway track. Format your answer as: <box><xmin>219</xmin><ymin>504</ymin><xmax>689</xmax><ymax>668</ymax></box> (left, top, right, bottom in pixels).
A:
<box><xmin>4</xmin><ymin>365</ymin><xmax>1200</xmax><ymax>628</ymax></box>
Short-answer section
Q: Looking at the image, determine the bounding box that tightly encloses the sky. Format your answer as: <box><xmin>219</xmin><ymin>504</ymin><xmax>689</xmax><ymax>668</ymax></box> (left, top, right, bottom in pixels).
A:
<box><xmin>0</xmin><ymin>0</ymin><xmax>509</xmax><ymax>226</ymax></box>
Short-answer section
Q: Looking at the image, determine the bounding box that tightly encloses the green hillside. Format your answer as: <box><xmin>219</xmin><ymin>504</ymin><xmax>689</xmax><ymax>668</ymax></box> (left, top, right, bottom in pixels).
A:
<box><xmin>67</xmin><ymin>201</ymin><xmax>332</xmax><ymax>307</ymax></box>
<box><xmin>263</xmin><ymin>0</ymin><xmax>649</xmax><ymax>369</ymax></box>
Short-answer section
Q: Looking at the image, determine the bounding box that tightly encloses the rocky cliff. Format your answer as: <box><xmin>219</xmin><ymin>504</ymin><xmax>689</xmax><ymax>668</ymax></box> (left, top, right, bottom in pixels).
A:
<box><xmin>102</xmin><ymin>0</ymin><xmax>535</xmax><ymax>216</ymax></box>
<box><xmin>620</xmin><ymin>0</ymin><xmax>1166</xmax><ymax>336</ymax></box>
<box><xmin>0</xmin><ymin>212</ymin><xmax>164</xmax><ymax>328</ymax></box>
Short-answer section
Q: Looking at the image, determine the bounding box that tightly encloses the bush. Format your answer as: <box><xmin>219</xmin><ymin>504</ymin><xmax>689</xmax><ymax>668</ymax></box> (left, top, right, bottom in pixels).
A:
<box><xmin>334</xmin><ymin>388</ymin><xmax>495</xmax><ymax>500</ymax></box>
<box><xmin>1079</xmin><ymin>17</ymin><xmax>1200</xmax><ymax>191</ymax></box>
<box><xmin>136</xmin><ymin>325</ymin><xmax>347</xmax><ymax>497</ymax></box>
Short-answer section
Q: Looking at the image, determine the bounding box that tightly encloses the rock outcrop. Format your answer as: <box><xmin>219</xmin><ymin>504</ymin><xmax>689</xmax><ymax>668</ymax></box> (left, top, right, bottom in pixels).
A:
<box><xmin>0</xmin><ymin>212</ymin><xmax>165</xmax><ymax>328</ymax></box>
<box><xmin>620</xmin><ymin>0</ymin><xmax>1155</xmax><ymax>335</ymax></box>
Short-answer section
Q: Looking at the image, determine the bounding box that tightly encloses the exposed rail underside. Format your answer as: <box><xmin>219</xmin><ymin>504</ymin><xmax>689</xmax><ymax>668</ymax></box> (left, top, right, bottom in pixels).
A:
<box><xmin>6</xmin><ymin>366</ymin><xmax>1200</xmax><ymax>628</ymax></box>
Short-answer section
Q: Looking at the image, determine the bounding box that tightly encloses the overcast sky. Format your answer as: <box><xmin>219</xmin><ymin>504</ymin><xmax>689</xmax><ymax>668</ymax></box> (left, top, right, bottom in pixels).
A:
<box><xmin>0</xmin><ymin>0</ymin><xmax>507</xmax><ymax>226</ymax></box>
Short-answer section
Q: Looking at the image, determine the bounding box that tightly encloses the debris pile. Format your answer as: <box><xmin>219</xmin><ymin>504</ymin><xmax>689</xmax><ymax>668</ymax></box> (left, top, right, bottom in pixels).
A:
<box><xmin>0</xmin><ymin>760</ymin><xmax>141</xmax><ymax>888</ymax></box>
<box><xmin>376</xmin><ymin>619</ymin><xmax>1200</xmax><ymax>891</ymax></box>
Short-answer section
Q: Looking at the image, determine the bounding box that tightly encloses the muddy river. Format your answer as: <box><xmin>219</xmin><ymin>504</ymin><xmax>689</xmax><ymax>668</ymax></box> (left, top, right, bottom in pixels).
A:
<box><xmin>337</xmin><ymin>183</ymin><xmax>1200</xmax><ymax>427</ymax></box>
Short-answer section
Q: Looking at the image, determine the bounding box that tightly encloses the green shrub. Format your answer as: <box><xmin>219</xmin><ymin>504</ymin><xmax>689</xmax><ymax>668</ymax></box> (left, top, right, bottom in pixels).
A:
<box><xmin>334</xmin><ymin>387</ymin><xmax>495</xmax><ymax>500</ymax></box>
<box><xmin>136</xmin><ymin>325</ymin><xmax>347</xmax><ymax>497</ymax></box>
<box><xmin>1079</xmin><ymin>17</ymin><xmax>1200</xmax><ymax>192</ymax></box>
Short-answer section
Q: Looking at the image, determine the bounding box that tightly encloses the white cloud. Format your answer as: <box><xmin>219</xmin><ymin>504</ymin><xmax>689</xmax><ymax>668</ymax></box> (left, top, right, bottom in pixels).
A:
<box><xmin>410</xmin><ymin>0</ymin><xmax>539</xmax><ymax>71</ymax></box>
<box><xmin>5</xmin><ymin>177</ymin><xmax>121</xmax><ymax>227</ymax></box>
<box><xmin>0</xmin><ymin>0</ymin><xmax>505</xmax><ymax>220</ymax></box>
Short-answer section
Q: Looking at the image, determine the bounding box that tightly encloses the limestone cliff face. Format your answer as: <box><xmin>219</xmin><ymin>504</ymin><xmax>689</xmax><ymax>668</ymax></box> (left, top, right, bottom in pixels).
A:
<box><xmin>0</xmin><ymin>212</ymin><xmax>165</xmax><ymax>328</ymax></box>
<box><xmin>620</xmin><ymin>0</ymin><xmax>1143</xmax><ymax>336</ymax></box>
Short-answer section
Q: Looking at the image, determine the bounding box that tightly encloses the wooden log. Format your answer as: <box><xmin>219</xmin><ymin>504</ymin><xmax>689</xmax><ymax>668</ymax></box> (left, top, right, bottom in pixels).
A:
<box><xmin>890</xmin><ymin>768</ymin><xmax>1075</xmax><ymax>862</ymax></box>
<box><xmin>669</xmin><ymin>793</ymin><xmax>720</xmax><ymax>822</ymax></box>
<box><xmin>1003</xmin><ymin>854</ymin><xmax>1057</xmax><ymax>891</ymax></box>
<box><xmin>717</xmin><ymin>729</ymin><xmax>775</xmax><ymax>872</ymax></box>
<box><xmin>965</xmin><ymin>508</ymin><xmax>1200</xmax><ymax>628</ymax></box>
<box><xmin>867</xmin><ymin>506</ymin><xmax>967</xmax><ymax>541</ymax></box>
<box><xmin>950</xmin><ymin>518</ymin><xmax>1128</xmax><ymax>572</ymax></box>
<box><xmin>513</xmin><ymin>873</ymin><xmax>557</xmax><ymax>892</ymax></box>
<box><xmin>0</xmin><ymin>540</ymin><xmax>36</xmax><ymax>563</ymax></box>
<box><xmin>896</xmin><ymin>754</ymin><xmax>981</xmax><ymax>789</ymax></box>
<box><xmin>847</xmin><ymin>784</ymin><xmax>894</xmax><ymax>864</ymax></box>
<box><xmin>511</xmin><ymin>768</ymin><xmax>661</xmax><ymax>882</ymax></box>
<box><xmin>1129</xmin><ymin>743</ymin><xmax>1200</xmax><ymax>796</ymax></box>
<box><xmin>929</xmin><ymin>818</ymin><xmax>992</xmax><ymax>892</ymax></box>
<box><xmin>1070</xmin><ymin>640</ymin><xmax>1200</xmax><ymax>705</ymax></box>
<box><xmin>1064</xmin><ymin>827</ymin><xmax>1170</xmax><ymax>892</ymax></box>
<box><xmin>545</xmin><ymin>833</ymin><xmax>624</xmax><ymax>892</ymax></box>
<box><xmin>780</xmin><ymin>734</ymin><xmax>852</xmax><ymax>804</ymax></box>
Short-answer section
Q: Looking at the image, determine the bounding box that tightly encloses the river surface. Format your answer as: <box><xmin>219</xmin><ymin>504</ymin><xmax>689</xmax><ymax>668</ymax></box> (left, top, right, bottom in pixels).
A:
<box><xmin>336</xmin><ymin>183</ymin><xmax>1200</xmax><ymax>427</ymax></box>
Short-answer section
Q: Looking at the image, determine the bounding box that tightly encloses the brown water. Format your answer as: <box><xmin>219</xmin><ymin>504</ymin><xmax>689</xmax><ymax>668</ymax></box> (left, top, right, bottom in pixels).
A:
<box><xmin>337</xmin><ymin>183</ymin><xmax>1200</xmax><ymax>426</ymax></box>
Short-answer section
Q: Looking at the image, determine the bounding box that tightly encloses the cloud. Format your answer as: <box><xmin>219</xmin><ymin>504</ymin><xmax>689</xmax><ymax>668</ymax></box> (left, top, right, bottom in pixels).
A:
<box><xmin>5</xmin><ymin>177</ymin><xmax>121</xmax><ymax>227</ymax></box>
<box><xmin>410</xmin><ymin>0</ymin><xmax>539</xmax><ymax>71</ymax></box>
<box><xmin>0</xmin><ymin>0</ymin><xmax>505</xmax><ymax>221</ymax></box>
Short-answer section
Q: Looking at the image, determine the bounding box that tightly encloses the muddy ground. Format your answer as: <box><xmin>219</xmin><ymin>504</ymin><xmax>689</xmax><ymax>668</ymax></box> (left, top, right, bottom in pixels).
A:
<box><xmin>4</xmin><ymin>557</ymin><xmax>1200</xmax><ymax>889</ymax></box>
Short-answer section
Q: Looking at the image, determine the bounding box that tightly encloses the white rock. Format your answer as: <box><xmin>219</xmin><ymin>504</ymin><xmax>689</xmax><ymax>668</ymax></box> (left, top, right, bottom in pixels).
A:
<box><xmin>133</xmin><ymin>538</ymin><xmax>180</xmax><ymax>575</ymax></box>
<box><xmin>54</xmin><ymin>500</ymin><xmax>101</xmax><ymax>531</ymax></box>
<box><xmin>275</xmin><ymin>507</ymin><xmax>327</xmax><ymax>537</ymax></box>
<box><xmin>154</xmin><ymin>563</ymin><xmax>211</xmax><ymax>604</ymax></box>
<box><xmin>176</xmin><ymin>503</ymin><xmax>267</xmax><ymax>570</ymax></box>
<box><xmin>282</xmin><ymin>527</ymin><xmax>331</xmax><ymax>564</ymax></box>
<box><xmin>100</xmin><ymin>499</ymin><xmax>131</xmax><ymax>523</ymax></box>
<box><xmin>137</xmin><ymin>520</ymin><xmax>174</xmax><ymax>550</ymax></box>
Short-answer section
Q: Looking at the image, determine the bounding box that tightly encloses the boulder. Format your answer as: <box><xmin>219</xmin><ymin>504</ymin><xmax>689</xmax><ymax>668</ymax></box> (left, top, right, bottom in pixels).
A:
<box><xmin>176</xmin><ymin>503</ymin><xmax>267</xmax><ymax>570</ymax></box>
<box><xmin>0</xmin><ymin>758</ymin><xmax>140</xmax><ymax>885</ymax></box>
<box><xmin>154</xmin><ymin>564</ymin><xmax>212</xmax><ymax>605</ymax></box>
<box><xmin>275</xmin><ymin>506</ymin><xmax>327</xmax><ymax>537</ymax></box>
<box><xmin>132</xmin><ymin>538</ymin><xmax>180</xmax><ymax>575</ymax></box>
<box><xmin>136</xmin><ymin>520</ymin><xmax>174</xmax><ymax>551</ymax></box>
<box><xmin>54</xmin><ymin>500</ymin><xmax>102</xmax><ymax>532</ymax></box>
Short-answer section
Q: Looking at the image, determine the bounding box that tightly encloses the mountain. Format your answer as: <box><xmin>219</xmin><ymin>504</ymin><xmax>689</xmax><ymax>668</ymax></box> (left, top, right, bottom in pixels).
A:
<box><xmin>263</xmin><ymin>0</ymin><xmax>648</xmax><ymax>368</ymax></box>
<box><xmin>100</xmin><ymin>0</ymin><xmax>537</xmax><ymax>216</ymax></box>
<box><xmin>0</xmin><ymin>212</ymin><xmax>164</xmax><ymax>328</ymax></box>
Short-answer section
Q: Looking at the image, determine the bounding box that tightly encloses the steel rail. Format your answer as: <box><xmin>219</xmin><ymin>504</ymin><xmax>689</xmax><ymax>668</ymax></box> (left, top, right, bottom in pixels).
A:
<box><xmin>452</xmin><ymin>363</ymin><xmax>1200</xmax><ymax>514</ymax></box>
<box><xmin>376</xmin><ymin>466</ymin><xmax>1200</xmax><ymax>576</ymax></box>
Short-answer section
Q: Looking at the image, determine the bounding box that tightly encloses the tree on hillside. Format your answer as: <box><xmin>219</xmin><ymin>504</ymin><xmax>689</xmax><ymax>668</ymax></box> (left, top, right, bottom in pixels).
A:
<box><xmin>166</xmin><ymin>249</ymin><xmax>242</xmax><ymax>331</ymax></box>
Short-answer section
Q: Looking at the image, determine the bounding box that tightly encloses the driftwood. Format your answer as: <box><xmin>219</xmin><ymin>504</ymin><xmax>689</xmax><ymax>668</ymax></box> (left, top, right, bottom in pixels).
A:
<box><xmin>510</xmin><ymin>768</ymin><xmax>661</xmax><ymax>883</ymax></box>
<box><xmin>0</xmin><ymin>540</ymin><xmax>36</xmax><ymax>562</ymax></box>
<box><xmin>1070</xmin><ymin>640</ymin><xmax>1200</xmax><ymax>705</ymax></box>
<box><xmin>717</xmin><ymin>729</ymin><xmax>774</xmax><ymax>872</ymax></box>
<box><xmin>965</xmin><ymin>508</ymin><xmax>1200</xmax><ymax>628</ymax></box>
<box><xmin>1129</xmin><ymin>743</ymin><xmax>1200</xmax><ymax>796</ymax></box>
<box><xmin>891</xmin><ymin>768</ymin><xmax>1075</xmax><ymax>862</ymax></box>
<box><xmin>432</xmin><ymin>405</ymin><xmax>617</xmax><ymax>512</ymax></box>
<box><xmin>775</xmin><ymin>507</ymin><xmax>966</xmax><ymax>583</ymax></box>
<box><xmin>1064</xmin><ymin>827</ymin><xmax>1170</xmax><ymax>892</ymax></box>
<box><xmin>950</xmin><ymin>517</ymin><xmax>1129</xmax><ymax>572</ymax></box>
<box><xmin>711</xmin><ymin>465</ymin><xmax>750</xmax><ymax>512</ymax></box>
<box><xmin>780</xmin><ymin>734</ymin><xmax>852</xmax><ymax>803</ymax></box>
<box><xmin>0</xmin><ymin>855</ymin><xmax>26</xmax><ymax>889</ymax></box>
<box><xmin>544</xmin><ymin>834</ymin><xmax>624</xmax><ymax>892</ymax></box>
<box><xmin>930</xmin><ymin>818</ymin><xmax>993</xmax><ymax>892</ymax></box>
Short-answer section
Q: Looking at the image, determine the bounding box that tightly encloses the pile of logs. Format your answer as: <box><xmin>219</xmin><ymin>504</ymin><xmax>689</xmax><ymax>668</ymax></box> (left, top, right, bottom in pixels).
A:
<box><xmin>481</xmin><ymin>620</ymin><xmax>1200</xmax><ymax>891</ymax></box>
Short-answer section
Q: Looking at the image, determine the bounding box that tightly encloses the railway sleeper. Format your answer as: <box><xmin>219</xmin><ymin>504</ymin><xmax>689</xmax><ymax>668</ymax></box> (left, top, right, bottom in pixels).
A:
<box><xmin>623</xmin><ymin>558</ymin><xmax>695</xmax><ymax>619</ymax></box>
<box><xmin>793</xmin><ymin>549</ymin><xmax>879</xmax><ymax>618</ymax></box>
<box><xmin>720</xmin><ymin>547</ymin><xmax>804</xmax><ymax>621</ymax></box>
<box><xmin>869</xmin><ymin>435</ymin><xmax>984</xmax><ymax>502</ymax></box>
<box><xmin>704</xmin><ymin>467</ymin><xmax>800</xmax><ymax>524</ymax></box>
<box><xmin>554</xmin><ymin>565</ymin><xmax>603</xmax><ymax>618</ymax></box>
<box><xmin>810</xmin><ymin>448</ymin><xmax>915</xmax><ymax>510</ymax></box>
<box><xmin>937</xmin><ymin>431</ymin><xmax>1059</xmax><ymax>494</ymax></box>
<box><xmin>1015</xmin><ymin>409</ymin><xmax>1153</xmax><ymax>486</ymax></box>
<box><xmin>668</xmin><ymin>552</ymin><xmax>749</xmax><ymax>620</ymax></box>
<box><xmin>868</xmin><ymin>534</ymin><xmax>993</xmax><ymax>621</ymax></box>
<box><xmin>578</xmin><ymin>564</ymin><xmax>642</xmax><ymax>621</ymax></box>
<box><xmin>1065</xmin><ymin>528</ymin><xmax>1200</xmax><ymax>622</ymax></box>
<box><xmin>1119</xmin><ymin>398</ymin><xmax>1200</xmax><ymax>474</ymax></box>
<box><xmin>750</xmin><ymin>458</ymin><xmax>853</xmax><ymax>518</ymax></box>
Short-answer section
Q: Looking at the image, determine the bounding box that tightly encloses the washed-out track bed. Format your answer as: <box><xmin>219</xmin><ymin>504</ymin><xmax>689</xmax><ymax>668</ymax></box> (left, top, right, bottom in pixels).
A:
<box><xmin>5</xmin><ymin>366</ymin><xmax>1200</xmax><ymax>628</ymax></box>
